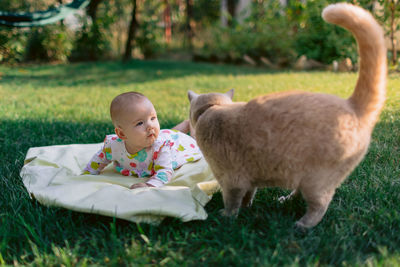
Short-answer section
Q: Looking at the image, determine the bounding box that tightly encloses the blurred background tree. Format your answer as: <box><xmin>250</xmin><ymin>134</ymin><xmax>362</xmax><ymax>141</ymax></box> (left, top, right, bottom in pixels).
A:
<box><xmin>376</xmin><ymin>0</ymin><xmax>400</xmax><ymax>66</ymax></box>
<box><xmin>0</xmin><ymin>0</ymin><xmax>397</xmax><ymax>68</ymax></box>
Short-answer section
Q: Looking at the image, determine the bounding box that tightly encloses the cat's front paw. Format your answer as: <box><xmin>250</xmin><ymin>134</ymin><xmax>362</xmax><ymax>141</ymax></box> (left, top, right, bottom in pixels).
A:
<box><xmin>219</xmin><ymin>208</ymin><xmax>239</xmax><ymax>217</ymax></box>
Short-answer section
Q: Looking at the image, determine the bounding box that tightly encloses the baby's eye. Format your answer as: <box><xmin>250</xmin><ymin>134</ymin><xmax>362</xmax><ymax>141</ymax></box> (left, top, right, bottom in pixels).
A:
<box><xmin>136</xmin><ymin>121</ymin><xmax>143</xmax><ymax>126</ymax></box>
<box><xmin>151</xmin><ymin>116</ymin><xmax>157</xmax><ymax>121</ymax></box>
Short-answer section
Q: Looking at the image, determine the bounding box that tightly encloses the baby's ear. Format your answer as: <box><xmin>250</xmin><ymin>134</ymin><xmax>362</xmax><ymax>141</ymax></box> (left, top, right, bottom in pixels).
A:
<box><xmin>188</xmin><ymin>90</ymin><xmax>199</xmax><ymax>102</ymax></box>
<box><xmin>226</xmin><ymin>89</ymin><xmax>234</xmax><ymax>99</ymax></box>
<box><xmin>115</xmin><ymin>127</ymin><xmax>127</xmax><ymax>140</ymax></box>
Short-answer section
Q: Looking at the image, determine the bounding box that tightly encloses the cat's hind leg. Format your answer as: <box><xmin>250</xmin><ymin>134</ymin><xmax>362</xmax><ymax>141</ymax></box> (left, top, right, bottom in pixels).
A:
<box><xmin>296</xmin><ymin>187</ymin><xmax>335</xmax><ymax>229</ymax></box>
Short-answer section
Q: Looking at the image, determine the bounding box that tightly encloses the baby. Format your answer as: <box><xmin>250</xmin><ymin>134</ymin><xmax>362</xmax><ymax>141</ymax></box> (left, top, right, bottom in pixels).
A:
<box><xmin>83</xmin><ymin>91</ymin><xmax>202</xmax><ymax>189</ymax></box>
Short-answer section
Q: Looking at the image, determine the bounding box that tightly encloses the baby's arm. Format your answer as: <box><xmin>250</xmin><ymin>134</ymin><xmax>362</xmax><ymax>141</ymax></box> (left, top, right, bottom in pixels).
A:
<box><xmin>130</xmin><ymin>145</ymin><xmax>174</xmax><ymax>189</ymax></box>
<box><xmin>145</xmin><ymin>168</ymin><xmax>174</xmax><ymax>187</ymax></box>
<box><xmin>83</xmin><ymin>140</ymin><xmax>112</xmax><ymax>175</ymax></box>
<box><xmin>130</xmin><ymin>182</ymin><xmax>154</xmax><ymax>189</ymax></box>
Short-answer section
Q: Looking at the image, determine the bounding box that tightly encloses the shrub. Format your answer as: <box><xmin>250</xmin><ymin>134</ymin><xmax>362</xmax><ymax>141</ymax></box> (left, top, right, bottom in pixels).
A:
<box><xmin>25</xmin><ymin>25</ymin><xmax>72</xmax><ymax>62</ymax></box>
<box><xmin>194</xmin><ymin>1</ymin><xmax>295</xmax><ymax>65</ymax></box>
<box><xmin>194</xmin><ymin>0</ymin><xmax>359</xmax><ymax>67</ymax></box>
<box><xmin>136</xmin><ymin>14</ymin><xmax>164</xmax><ymax>59</ymax></box>
<box><xmin>135</xmin><ymin>1</ymin><xmax>165</xmax><ymax>59</ymax></box>
<box><xmin>69</xmin><ymin>23</ymin><xmax>111</xmax><ymax>62</ymax></box>
<box><xmin>293</xmin><ymin>1</ymin><xmax>357</xmax><ymax>64</ymax></box>
<box><xmin>0</xmin><ymin>28</ymin><xmax>26</xmax><ymax>64</ymax></box>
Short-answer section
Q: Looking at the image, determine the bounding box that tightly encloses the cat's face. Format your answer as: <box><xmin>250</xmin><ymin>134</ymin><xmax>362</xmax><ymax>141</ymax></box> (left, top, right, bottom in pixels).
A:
<box><xmin>188</xmin><ymin>89</ymin><xmax>234</xmax><ymax>126</ymax></box>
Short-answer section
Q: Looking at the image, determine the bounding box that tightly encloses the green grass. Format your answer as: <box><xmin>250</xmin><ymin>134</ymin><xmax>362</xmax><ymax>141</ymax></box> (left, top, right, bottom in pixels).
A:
<box><xmin>0</xmin><ymin>60</ymin><xmax>399</xmax><ymax>266</ymax></box>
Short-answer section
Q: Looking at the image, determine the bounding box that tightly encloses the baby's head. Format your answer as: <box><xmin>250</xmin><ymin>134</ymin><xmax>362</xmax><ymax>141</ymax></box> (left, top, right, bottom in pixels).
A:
<box><xmin>110</xmin><ymin>92</ymin><xmax>160</xmax><ymax>154</ymax></box>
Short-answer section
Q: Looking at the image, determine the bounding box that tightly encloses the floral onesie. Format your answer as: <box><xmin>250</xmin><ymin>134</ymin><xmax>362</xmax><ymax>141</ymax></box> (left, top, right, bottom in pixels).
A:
<box><xmin>83</xmin><ymin>129</ymin><xmax>202</xmax><ymax>187</ymax></box>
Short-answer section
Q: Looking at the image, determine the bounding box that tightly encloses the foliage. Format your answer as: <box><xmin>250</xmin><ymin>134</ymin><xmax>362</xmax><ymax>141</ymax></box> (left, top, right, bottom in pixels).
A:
<box><xmin>0</xmin><ymin>1</ymin><xmax>72</xmax><ymax>63</ymax></box>
<box><xmin>68</xmin><ymin>1</ymin><xmax>115</xmax><ymax>62</ymax></box>
<box><xmin>69</xmin><ymin>23</ymin><xmax>111</xmax><ymax>62</ymax></box>
<box><xmin>374</xmin><ymin>0</ymin><xmax>400</xmax><ymax>66</ymax></box>
<box><xmin>294</xmin><ymin>0</ymin><xmax>358</xmax><ymax>64</ymax></box>
<box><xmin>248</xmin><ymin>0</ymin><xmax>296</xmax><ymax>65</ymax></box>
<box><xmin>0</xmin><ymin>1</ymin><xmax>29</xmax><ymax>63</ymax></box>
<box><xmin>0</xmin><ymin>60</ymin><xmax>400</xmax><ymax>266</ymax></box>
<box><xmin>0</xmin><ymin>28</ymin><xmax>26</xmax><ymax>64</ymax></box>
<box><xmin>195</xmin><ymin>0</ymin><xmax>360</xmax><ymax>66</ymax></box>
<box><xmin>25</xmin><ymin>25</ymin><xmax>72</xmax><ymax>62</ymax></box>
<box><xmin>193</xmin><ymin>0</ymin><xmax>220</xmax><ymax>26</ymax></box>
<box><xmin>0</xmin><ymin>0</ymin><xmax>395</xmax><ymax>66</ymax></box>
<box><xmin>135</xmin><ymin>1</ymin><xmax>165</xmax><ymax>59</ymax></box>
<box><xmin>195</xmin><ymin>0</ymin><xmax>295</xmax><ymax>65</ymax></box>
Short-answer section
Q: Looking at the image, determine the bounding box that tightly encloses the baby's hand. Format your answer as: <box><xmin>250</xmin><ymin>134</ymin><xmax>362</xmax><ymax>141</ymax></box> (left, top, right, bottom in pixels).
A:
<box><xmin>130</xmin><ymin>182</ymin><xmax>154</xmax><ymax>189</ymax></box>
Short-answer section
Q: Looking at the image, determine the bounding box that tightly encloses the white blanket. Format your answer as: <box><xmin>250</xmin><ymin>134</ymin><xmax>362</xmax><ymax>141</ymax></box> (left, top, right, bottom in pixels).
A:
<box><xmin>20</xmin><ymin>143</ymin><xmax>219</xmax><ymax>225</ymax></box>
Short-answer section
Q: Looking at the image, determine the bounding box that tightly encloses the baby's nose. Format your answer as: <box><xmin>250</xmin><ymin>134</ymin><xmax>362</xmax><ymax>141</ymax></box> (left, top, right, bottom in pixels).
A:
<box><xmin>147</xmin><ymin>122</ymin><xmax>155</xmax><ymax>130</ymax></box>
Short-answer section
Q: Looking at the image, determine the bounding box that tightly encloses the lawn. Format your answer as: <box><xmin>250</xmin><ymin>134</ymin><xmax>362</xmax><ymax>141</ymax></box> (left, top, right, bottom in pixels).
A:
<box><xmin>0</xmin><ymin>60</ymin><xmax>399</xmax><ymax>266</ymax></box>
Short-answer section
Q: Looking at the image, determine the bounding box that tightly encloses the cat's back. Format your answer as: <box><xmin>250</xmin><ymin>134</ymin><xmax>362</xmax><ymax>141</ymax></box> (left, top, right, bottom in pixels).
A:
<box><xmin>242</xmin><ymin>91</ymin><xmax>357</xmax><ymax>130</ymax></box>
<box><xmin>239</xmin><ymin>91</ymin><xmax>364</xmax><ymax>165</ymax></box>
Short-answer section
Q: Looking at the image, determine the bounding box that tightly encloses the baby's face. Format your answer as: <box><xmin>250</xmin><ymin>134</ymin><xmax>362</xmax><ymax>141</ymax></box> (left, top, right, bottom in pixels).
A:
<box><xmin>118</xmin><ymin>99</ymin><xmax>160</xmax><ymax>154</ymax></box>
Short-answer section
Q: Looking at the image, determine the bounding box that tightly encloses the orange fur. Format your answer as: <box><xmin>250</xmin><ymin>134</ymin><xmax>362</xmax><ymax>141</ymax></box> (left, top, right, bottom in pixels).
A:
<box><xmin>188</xmin><ymin>3</ymin><xmax>386</xmax><ymax>228</ymax></box>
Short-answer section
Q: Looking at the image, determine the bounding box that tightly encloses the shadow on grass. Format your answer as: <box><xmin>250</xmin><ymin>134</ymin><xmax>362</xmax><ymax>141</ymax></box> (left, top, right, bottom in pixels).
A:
<box><xmin>1</xmin><ymin>118</ymin><xmax>400</xmax><ymax>265</ymax></box>
<box><xmin>0</xmin><ymin>60</ymin><xmax>285</xmax><ymax>88</ymax></box>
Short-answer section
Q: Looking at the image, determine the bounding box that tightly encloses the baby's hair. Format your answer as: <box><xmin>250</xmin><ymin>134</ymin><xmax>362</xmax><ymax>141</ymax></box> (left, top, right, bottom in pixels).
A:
<box><xmin>110</xmin><ymin>91</ymin><xmax>148</xmax><ymax>127</ymax></box>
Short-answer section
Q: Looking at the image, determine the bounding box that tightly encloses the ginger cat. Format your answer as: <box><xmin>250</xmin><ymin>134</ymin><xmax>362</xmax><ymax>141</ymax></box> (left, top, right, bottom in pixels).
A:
<box><xmin>187</xmin><ymin>3</ymin><xmax>386</xmax><ymax>228</ymax></box>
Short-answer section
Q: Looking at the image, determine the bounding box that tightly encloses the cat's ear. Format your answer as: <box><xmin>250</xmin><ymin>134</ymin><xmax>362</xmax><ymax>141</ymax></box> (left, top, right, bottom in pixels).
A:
<box><xmin>188</xmin><ymin>90</ymin><xmax>199</xmax><ymax>102</ymax></box>
<box><xmin>225</xmin><ymin>89</ymin><xmax>234</xmax><ymax>99</ymax></box>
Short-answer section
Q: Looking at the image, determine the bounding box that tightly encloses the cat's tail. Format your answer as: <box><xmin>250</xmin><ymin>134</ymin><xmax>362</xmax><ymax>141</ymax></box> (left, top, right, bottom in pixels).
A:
<box><xmin>322</xmin><ymin>3</ymin><xmax>386</xmax><ymax>126</ymax></box>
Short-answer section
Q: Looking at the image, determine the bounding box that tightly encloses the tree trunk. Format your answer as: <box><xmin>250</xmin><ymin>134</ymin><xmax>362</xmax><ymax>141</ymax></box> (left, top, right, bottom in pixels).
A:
<box><xmin>390</xmin><ymin>0</ymin><xmax>397</xmax><ymax>65</ymax></box>
<box><xmin>58</xmin><ymin>0</ymin><xmax>65</xmax><ymax>26</ymax></box>
<box><xmin>185</xmin><ymin>0</ymin><xmax>193</xmax><ymax>49</ymax></box>
<box><xmin>164</xmin><ymin>0</ymin><xmax>172</xmax><ymax>44</ymax></box>
<box><xmin>87</xmin><ymin>0</ymin><xmax>102</xmax><ymax>23</ymax></box>
<box><xmin>124</xmin><ymin>0</ymin><xmax>138</xmax><ymax>61</ymax></box>
<box><xmin>227</xmin><ymin>0</ymin><xmax>236</xmax><ymax>26</ymax></box>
